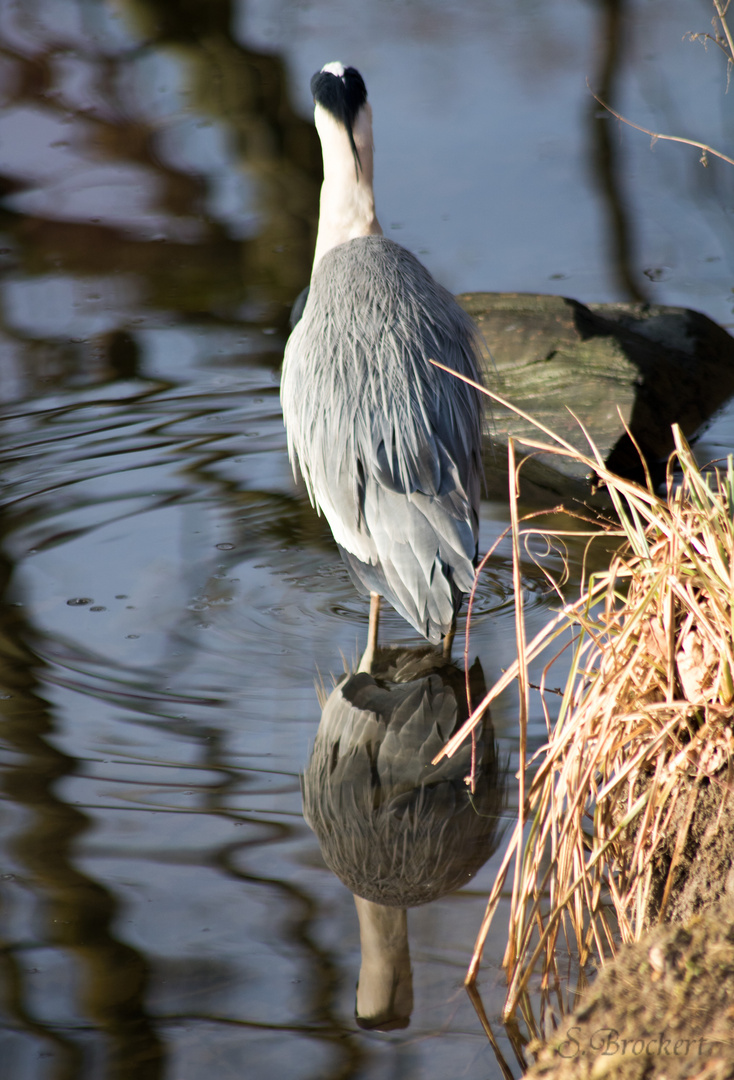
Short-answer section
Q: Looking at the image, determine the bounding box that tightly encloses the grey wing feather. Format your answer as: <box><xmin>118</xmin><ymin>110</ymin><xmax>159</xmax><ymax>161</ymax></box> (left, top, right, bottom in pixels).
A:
<box><xmin>281</xmin><ymin>235</ymin><xmax>484</xmax><ymax>642</ymax></box>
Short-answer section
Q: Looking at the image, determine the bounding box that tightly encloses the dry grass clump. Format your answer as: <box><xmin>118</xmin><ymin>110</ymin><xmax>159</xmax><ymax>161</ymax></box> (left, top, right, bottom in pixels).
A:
<box><xmin>433</xmin><ymin>411</ymin><xmax>734</xmax><ymax>1059</ymax></box>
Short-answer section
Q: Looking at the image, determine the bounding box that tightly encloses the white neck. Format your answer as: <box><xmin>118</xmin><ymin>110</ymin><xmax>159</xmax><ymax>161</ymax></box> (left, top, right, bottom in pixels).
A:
<box><xmin>312</xmin><ymin>102</ymin><xmax>383</xmax><ymax>273</ymax></box>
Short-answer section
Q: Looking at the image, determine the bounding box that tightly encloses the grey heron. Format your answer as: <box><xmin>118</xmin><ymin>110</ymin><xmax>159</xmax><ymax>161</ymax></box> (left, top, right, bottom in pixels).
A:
<box><xmin>281</xmin><ymin>63</ymin><xmax>484</xmax><ymax>669</ymax></box>
<box><xmin>302</xmin><ymin>646</ymin><xmax>503</xmax><ymax>1030</ymax></box>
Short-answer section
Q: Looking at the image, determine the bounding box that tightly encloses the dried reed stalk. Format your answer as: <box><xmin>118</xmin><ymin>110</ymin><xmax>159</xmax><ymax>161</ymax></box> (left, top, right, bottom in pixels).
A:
<box><xmin>429</xmin><ymin>360</ymin><xmax>734</xmax><ymax>1044</ymax></box>
<box><xmin>503</xmin><ymin>430</ymin><xmax>732</xmax><ymax>1032</ymax></box>
<box><xmin>460</xmin><ymin>414</ymin><xmax>734</xmax><ymax>1041</ymax></box>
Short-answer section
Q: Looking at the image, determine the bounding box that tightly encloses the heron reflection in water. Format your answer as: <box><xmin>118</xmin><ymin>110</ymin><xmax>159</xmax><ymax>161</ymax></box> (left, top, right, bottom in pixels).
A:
<box><xmin>302</xmin><ymin>647</ymin><xmax>505</xmax><ymax>1031</ymax></box>
<box><xmin>281</xmin><ymin>63</ymin><xmax>484</xmax><ymax>671</ymax></box>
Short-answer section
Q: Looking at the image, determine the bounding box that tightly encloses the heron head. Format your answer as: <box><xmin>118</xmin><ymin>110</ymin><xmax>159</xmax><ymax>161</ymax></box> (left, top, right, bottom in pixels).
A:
<box><xmin>311</xmin><ymin>62</ymin><xmax>368</xmax><ymax>179</ymax></box>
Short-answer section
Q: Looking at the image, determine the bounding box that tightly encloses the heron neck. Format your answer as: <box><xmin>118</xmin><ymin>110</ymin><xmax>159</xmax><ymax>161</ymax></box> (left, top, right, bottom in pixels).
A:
<box><xmin>354</xmin><ymin>896</ymin><xmax>412</xmax><ymax>1028</ymax></box>
<box><xmin>312</xmin><ymin>103</ymin><xmax>383</xmax><ymax>273</ymax></box>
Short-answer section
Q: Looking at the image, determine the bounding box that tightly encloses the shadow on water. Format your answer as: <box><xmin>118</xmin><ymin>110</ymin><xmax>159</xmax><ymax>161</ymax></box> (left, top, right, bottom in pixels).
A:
<box><xmin>303</xmin><ymin>647</ymin><xmax>507</xmax><ymax>1033</ymax></box>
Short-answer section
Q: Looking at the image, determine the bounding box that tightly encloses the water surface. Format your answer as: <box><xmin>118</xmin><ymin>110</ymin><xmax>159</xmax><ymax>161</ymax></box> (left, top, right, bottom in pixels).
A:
<box><xmin>0</xmin><ymin>2</ymin><xmax>733</xmax><ymax>1078</ymax></box>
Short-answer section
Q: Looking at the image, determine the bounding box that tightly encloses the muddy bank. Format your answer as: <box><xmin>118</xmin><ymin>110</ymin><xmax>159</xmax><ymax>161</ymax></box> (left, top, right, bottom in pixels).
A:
<box><xmin>525</xmin><ymin>899</ymin><xmax>734</xmax><ymax>1080</ymax></box>
<box><xmin>521</xmin><ymin>768</ymin><xmax>734</xmax><ymax>1080</ymax></box>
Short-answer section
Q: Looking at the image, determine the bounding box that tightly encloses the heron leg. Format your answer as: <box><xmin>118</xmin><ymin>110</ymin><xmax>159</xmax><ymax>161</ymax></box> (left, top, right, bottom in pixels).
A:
<box><xmin>358</xmin><ymin>592</ymin><xmax>381</xmax><ymax>673</ymax></box>
<box><xmin>442</xmin><ymin>620</ymin><xmax>456</xmax><ymax>660</ymax></box>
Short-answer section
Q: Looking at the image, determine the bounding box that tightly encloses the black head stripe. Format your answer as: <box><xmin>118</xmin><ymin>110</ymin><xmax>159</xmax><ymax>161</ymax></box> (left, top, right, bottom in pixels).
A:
<box><xmin>311</xmin><ymin>66</ymin><xmax>368</xmax><ymax>179</ymax></box>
